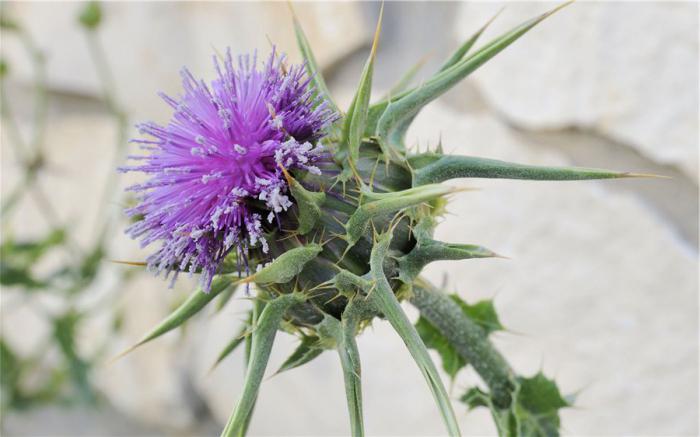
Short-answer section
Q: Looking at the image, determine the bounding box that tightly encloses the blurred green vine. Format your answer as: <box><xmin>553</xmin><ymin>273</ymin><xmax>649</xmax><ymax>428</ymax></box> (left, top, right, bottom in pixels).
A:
<box><xmin>0</xmin><ymin>1</ymin><xmax>133</xmax><ymax>420</ymax></box>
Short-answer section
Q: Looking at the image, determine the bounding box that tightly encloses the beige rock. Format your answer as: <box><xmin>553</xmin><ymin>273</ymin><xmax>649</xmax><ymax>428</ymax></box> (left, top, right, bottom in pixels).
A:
<box><xmin>454</xmin><ymin>2</ymin><xmax>699</xmax><ymax>181</ymax></box>
<box><xmin>2</xmin><ymin>2</ymin><xmax>367</xmax><ymax>120</ymax></box>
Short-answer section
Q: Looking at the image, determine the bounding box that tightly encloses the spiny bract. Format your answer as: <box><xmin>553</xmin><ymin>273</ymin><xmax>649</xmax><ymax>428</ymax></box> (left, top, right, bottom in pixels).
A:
<box><xmin>122</xmin><ymin>3</ymin><xmax>639</xmax><ymax>437</ymax></box>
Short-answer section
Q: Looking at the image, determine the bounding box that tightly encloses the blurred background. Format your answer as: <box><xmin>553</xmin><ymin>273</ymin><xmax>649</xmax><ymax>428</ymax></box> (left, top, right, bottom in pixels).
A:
<box><xmin>0</xmin><ymin>1</ymin><xmax>697</xmax><ymax>436</ymax></box>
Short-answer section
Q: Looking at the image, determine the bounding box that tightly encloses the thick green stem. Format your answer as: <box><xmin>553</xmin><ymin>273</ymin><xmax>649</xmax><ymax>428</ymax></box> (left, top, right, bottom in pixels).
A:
<box><xmin>221</xmin><ymin>294</ymin><xmax>301</xmax><ymax>437</ymax></box>
<box><xmin>369</xmin><ymin>235</ymin><xmax>461</xmax><ymax>436</ymax></box>
<box><xmin>411</xmin><ymin>280</ymin><xmax>515</xmax><ymax>408</ymax></box>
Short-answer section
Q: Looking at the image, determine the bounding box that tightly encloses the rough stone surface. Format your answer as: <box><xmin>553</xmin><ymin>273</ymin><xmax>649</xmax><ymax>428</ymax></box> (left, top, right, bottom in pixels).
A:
<box><xmin>2</xmin><ymin>2</ymin><xmax>368</xmax><ymax>120</ymax></box>
<box><xmin>454</xmin><ymin>2</ymin><xmax>699</xmax><ymax>181</ymax></box>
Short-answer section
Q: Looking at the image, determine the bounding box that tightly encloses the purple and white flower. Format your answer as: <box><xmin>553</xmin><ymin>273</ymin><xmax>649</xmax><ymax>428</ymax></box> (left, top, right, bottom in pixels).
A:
<box><xmin>123</xmin><ymin>49</ymin><xmax>337</xmax><ymax>290</ymax></box>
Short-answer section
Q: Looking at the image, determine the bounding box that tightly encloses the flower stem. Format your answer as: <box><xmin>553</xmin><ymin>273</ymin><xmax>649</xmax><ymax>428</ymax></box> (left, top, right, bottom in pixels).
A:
<box><xmin>411</xmin><ymin>279</ymin><xmax>516</xmax><ymax>408</ymax></box>
<box><xmin>369</xmin><ymin>234</ymin><xmax>461</xmax><ymax>436</ymax></box>
<box><xmin>221</xmin><ymin>293</ymin><xmax>301</xmax><ymax>437</ymax></box>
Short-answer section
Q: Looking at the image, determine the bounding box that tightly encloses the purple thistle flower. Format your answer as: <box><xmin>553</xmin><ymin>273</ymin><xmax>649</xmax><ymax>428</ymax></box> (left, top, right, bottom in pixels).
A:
<box><xmin>123</xmin><ymin>49</ymin><xmax>337</xmax><ymax>290</ymax></box>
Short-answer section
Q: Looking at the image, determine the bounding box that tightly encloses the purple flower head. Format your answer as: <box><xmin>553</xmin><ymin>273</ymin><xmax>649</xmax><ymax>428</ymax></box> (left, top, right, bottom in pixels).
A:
<box><xmin>123</xmin><ymin>49</ymin><xmax>338</xmax><ymax>290</ymax></box>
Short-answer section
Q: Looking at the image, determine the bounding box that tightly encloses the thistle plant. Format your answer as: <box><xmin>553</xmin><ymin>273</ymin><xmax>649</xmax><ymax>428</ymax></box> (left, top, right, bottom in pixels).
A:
<box><xmin>121</xmin><ymin>3</ymin><xmax>646</xmax><ymax>436</ymax></box>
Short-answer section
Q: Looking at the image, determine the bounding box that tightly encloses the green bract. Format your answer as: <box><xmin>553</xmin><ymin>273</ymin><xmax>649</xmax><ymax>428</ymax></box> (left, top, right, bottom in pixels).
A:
<box><xmin>123</xmin><ymin>3</ymin><xmax>645</xmax><ymax>436</ymax></box>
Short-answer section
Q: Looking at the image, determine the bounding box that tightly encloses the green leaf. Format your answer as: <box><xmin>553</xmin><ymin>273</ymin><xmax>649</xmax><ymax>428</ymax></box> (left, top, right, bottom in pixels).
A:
<box><xmin>215</xmin><ymin>282</ymin><xmax>240</xmax><ymax>313</ymax></box>
<box><xmin>275</xmin><ymin>335</ymin><xmax>324</xmax><ymax>375</ymax></box>
<box><xmin>210</xmin><ymin>317</ymin><xmax>250</xmax><ymax>371</ymax></box>
<box><xmin>283</xmin><ymin>168</ymin><xmax>326</xmax><ymax>235</ymax></box>
<box><xmin>460</xmin><ymin>386</ymin><xmax>490</xmax><ymax>410</ymax></box>
<box><xmin>221</xmin><ymin>293</ymin><xmax>303</xmax><ymax>437</ymax></box>
<box><xmin>0</xmin><ymin>228</ymin><xmax>65</xmax><ymax>265</ymax></box>
<box><xmin>376</xmin><ymin>10</ymin><xmax>502</xmax><ymax>153</ymax></box>
<box><xmin>120</xmin><ymin>275</ymin><xmax>235</xmax><ymax>355</ymax></box>
<box><xmin>515</xmin><ymin>373</ymin><xmax>569</xmax><ymax>437</ymax></box>
<box><xmin>342</xmin><ymin>4</ymin><xmax>383</xmax><ymax>165</ymax></box>
<box><xmin>345</xmin><ymin>184</ymin><xmax>456</xmax><ymax>249</ymax></box>
<box><xmin>376</xmin><ymin>2</ymin><xmax>573</xmax><ymax>148</ymax></box>
<box><xmin>52</xmin><ymin>310</ymin><xmax>96</xmax><ymax>404</ymax></box>
<box><xmin>0</xmin><ymin>265</ymin><xmax>47</xmax><ymax>289</ymax></box>
<box><xmin>411</xmin><ymin>154</ymin><xmax>644</xmax><ymax>186</ymax></box>
<box><xmin>1</xmin><ymin>338</ymin><xmax>21</xmax><ymax>409</ymax></box>
<box><xmin>381</xmin><ymin>55</ymin><xmax>428</xmax><ymax>100</ymax></box>
<box><xmin>398</xmin><ymin>239</ymin><xmax>499</xmax><ymax>282</ymax></box>
<box><xmin>438</xmin><ymin>8</ymin><xmax>502</xmax><ymax>72</ymax></box>
<box><xmin>78</xmin><ymin>1</ymin><xmax>101</xmax><ymax>30</ymax></box>
<box><xmin>75</xmin><ymin>244</ymin><xmax>105</xmax><ymax>285</ymax></box>
<box><xmin>290</xmin><ymin>5</ymin><xmax>339</xmax><ymax>114</ymax></box>
<box><xmin>460</xmin><ymin>373</ymin><xmax>569</xmax><ymax>437</ymax></box>
<box><xmin>0</xmin><ymin>13</ymin><xmax>20</xmax><ymax>31</ymax></box>
<box><xmin>247</xmin><ymin>244</ymin><xmax>322</xmax><ymax>285</ymax></box>
<box><xmin>415</xmin><ymin>317</ymin><xmax>465</xmax><ymax>379</ymax></box>
<box><xmin>369</xmin><ymin>233</ymin><xmax>461</xmax><ymax>436</ymax></box>
<box><xmin>449</xmin><ymin>295</ymin><xmax>504</xmax><ymax>335</ymax></box>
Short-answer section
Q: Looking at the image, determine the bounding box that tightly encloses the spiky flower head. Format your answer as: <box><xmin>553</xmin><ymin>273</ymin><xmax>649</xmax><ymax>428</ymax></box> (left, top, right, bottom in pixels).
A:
<box><xmin>123</xmin><ymin>49</ymin><xmax>337</xmax><ymax>289</ymax></box>
<box><xmin>121</xmin><ymin>4</ymin><xmax>642</xmax><ymax>437</ymax></box>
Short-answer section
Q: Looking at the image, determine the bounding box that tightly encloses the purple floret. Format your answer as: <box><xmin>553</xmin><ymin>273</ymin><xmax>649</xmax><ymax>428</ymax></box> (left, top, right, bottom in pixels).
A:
<box><xmin>123</xmin><ymin>49</ymin><xmax>337</xmax><ymax>290</ymax></box>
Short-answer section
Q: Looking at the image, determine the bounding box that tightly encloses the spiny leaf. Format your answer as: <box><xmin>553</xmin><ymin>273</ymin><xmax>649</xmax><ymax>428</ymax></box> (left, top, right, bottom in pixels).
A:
<box><xmin>379</xmin><ymin>9</ymin><xmax>502</xmax><ymax>153</ymax></box>
<box><xmin>0</xmin><ymin>229</ymin><xmax>67</xmax><ymax>289</ymax></box>
<box><xmin>381</xmin><ymin>55</ymin><xmax>429</xmax><ymax>101</ymax></box>
<box><xmin>215</xmin><ymin>282</ymin><xmax>240</xmax><ymax>313</ymax></box>
<box><xmin>411</xmin><ymin>154</ymin><xmax>647</xmax><ymax>186</ymax></box>
<box><xmin>210</xmin><ymin>315</ymin><xmax>250</xmax><ymax>372</ymax></box>
<box><xmin>438</xmin><ymin>7</ymin><xmax>502</xmax><ymax>72</ymax></box>
<box><xmin>52</xmin><ymin>310</ymin><xmax>96</xmax><ymax>404</ymax></box>
<box><xmin>369</xmin><ymin>233</ymin><xmax>461</xmax><ymax>436</ymax></box>
<box><xmin>282</xmin><ymin>166</ymin><xmax>325</xmax><ymax>235</ymax></box>
<box><xmin>117</xmin><ymin>275</ymin><xmax>235</xmax><ymax>356</ymax></box>
<box><xmin>517</xmin><ymin>373</ymin><xmax>569</xmax><ymax>429</ymax></box>
<box><xmin>289</xmin><ymin>3</ymin><xmax>339</xmax><ymax>114</ymax></box>
<box><xmin>332</xmin><ymin>269</ymin><xmax>372</xmax><ymax>297</ymax></box>
<box><xmin>415</xmin><ymin>316</ymin><xmax>465</xmax><ymax>380</ymax></box>
<box><xmin>221</xmin><ymin>293</ymin><xmax>303</xmax><ymax>437</ymax></box>
<box><xmin>449</xmin><ymin>295</ymin><xmax>504</xmax><ymax>335</ymax></box>
<box><xmin>460</xmin><ymin>373</ymin><xmax>569</xmax><ymax>437</ymax></box>
<box><xmin>244</xmin><ymin>244</ymin><xmax>322</xmax><ymax>285</ymax></box>
<box><xmin>376</xmin><ymin>2</ymin><xmax>573</xmax><ymax>148</ymax></box>
<box><xmin>398</xmin><ymin>239</ymin><xmax>499</xmax><ymax>282</ymax></box>
<box><xmin>275</xmin><ymin>335</ymin><xmax>324</xmax><ymax>375</ymax></box>
<box><xmin>345</xmin><ymin>184</ymin><xmax>458</xmax><ymax>248</ymax></box>
<box><xmin>461</xmin><ymin>386</ymin><xmax>490</xmax><ymax>410</ymax></box>
<box><xmin>343</xmin><ymin>4</ymin><xmax>383</xmax><ymax>165</ymax></box>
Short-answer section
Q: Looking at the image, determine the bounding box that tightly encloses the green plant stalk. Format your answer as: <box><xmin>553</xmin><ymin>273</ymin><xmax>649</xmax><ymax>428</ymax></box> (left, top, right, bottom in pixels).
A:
<box><xmin>221</xmin><ymin>293</ymin><xmax>302</xmax><ymax>437</ymax></box>
<box><xmin>238</xmin><ymin>299</ymin><xmax>265</xmax><ymax>437</ymax></box>
<box><xmin>369</xmin><ymin>234</ymin><xmax>461</xmax><ymax>437</ymax></box>
<box><xmin>318</xmin><ymin>308</ymin><xmax>365</xmax><ymax>437</ymax></box>
<box><xmin>411</xmin><ymin>279</ymin><xmax>515</xmax><ymax>408</ymax></box>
